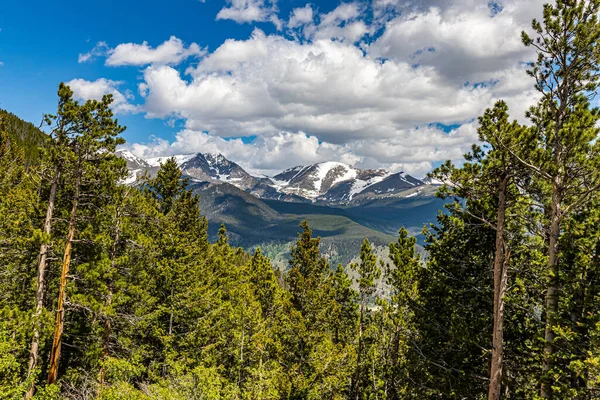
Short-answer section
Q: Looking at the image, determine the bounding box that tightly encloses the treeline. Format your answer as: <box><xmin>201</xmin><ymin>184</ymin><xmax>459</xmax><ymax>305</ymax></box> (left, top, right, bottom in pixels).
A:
<box><xmin>2</xmin><ymin>1</ymin><xmax>600</xmax><ymax>399</ymax></box>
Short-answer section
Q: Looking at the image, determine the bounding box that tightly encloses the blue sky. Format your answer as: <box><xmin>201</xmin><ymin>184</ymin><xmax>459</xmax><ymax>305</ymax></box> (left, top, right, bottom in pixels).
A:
<box><xmin>1</xmin><ymin>0</ymin><xmax>328</xmax><ymax>140</ymax></box>
<box><xmin>0</xmin><ymin>0</ymin><xmax>542</xmax><ymax>176</ymax></box>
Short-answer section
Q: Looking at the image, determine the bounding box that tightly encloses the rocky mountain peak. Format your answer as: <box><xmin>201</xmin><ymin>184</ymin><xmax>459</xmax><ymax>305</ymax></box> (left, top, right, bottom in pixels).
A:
<box><xmin>117</xmin><ymin>150</ymin><xmax>434</xmax><ymax>205</ymax></box>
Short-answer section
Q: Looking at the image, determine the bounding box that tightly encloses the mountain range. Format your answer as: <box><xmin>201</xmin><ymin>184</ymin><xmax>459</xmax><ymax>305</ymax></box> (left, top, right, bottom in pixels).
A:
<box><xmin>118</xmin><ymin>149</ymin><xmax>434</xmax><ymax>205</ymax></box>
<box><xmin>117</xmin><ymin>149</ymin><xmax>446</xmax><ymax>265</ymax></box>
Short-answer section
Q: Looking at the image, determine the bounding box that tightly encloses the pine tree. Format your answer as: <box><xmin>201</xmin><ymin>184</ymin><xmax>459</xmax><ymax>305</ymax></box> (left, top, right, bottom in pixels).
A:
<box><xmin>383</xmin><ymin>228</ymin><xmax>423</xmax><ymax>397</ymax></box>
<box><xmin>24</xmin><ymin>88</ymin><xmax>75</xmax><ymax>397</ymax></box>
<box><xmin>146</xmin><ymin>157</ymin><xmax>188</xmax><ymax>215</ymax></box>
<box><xmin>332</xmin><ymin>264</ymin><xmax>358</xmax><ymax>346</ymax></box>
<box><xmin>432</xmin><ymin>101</ymin><xmax>527</xmax><ymax>399</ymax></box>
<box><xmin>46</xmin><ymin>83</ymin><xmax>126</xmax><ymax>384</ymax></box>
<box><xmin>249</xmin><ymin>248</ymin><xmax>279</xmax><ymax>319</ymax></box>
<box><xmin>351</xmin><ymin>238</ymin><xmax>380</xmax><ymax>399</ymax></box>
<box><xmin>140</xmin><ymin>157</ymin><xmax>209</xmax><ymax>380</ymax></box>
<box><xmin>286</xmin><ymin>220</ymin><xmax>330</xmax><ymax>319</ymax></box>
<box><xmin>520</xmin><ymin>1</ymin><xmax>600</xmax><ymax>395</ymax></box>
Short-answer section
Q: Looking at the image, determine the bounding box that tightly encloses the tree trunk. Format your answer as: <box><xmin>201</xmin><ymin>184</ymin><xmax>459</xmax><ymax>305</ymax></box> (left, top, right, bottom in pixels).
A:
<box><xmin>540</xmin><ymin>180</ymin><xmax>561</xmax><ymax>398</ymax></box>
<box><xmin>47</xmin><ymin>171</ymin><xmax>81</xmax><ymax>384</ymax></box>
<box><xmin>25</xmin><ymin>171</ymin><xmax>59</xmax><ymax>399</ymax></box>
<box><xmin>354</xmin><ymin>291</ymin><xmax>365</xmax><ymax>400</ymax></box>
<box><xmin>488</xmin><ymin>175</ymin><xmax>508</xmax><ymax>400</ymax></box>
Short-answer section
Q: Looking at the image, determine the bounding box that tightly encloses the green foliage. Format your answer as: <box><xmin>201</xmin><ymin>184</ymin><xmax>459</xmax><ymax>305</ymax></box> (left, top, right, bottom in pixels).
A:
<box><xmin>2</xmin><ymin>4</ymin><xmax>600</xmax><ymax>396</ymax></box>
<box><xmin>0</xmin><ymin>108</ymin><xmax>47</xmax><ymax>164</ymax></box>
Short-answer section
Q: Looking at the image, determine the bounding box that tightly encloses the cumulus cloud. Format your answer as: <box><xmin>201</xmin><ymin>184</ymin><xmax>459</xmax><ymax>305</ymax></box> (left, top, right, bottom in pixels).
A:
<box><xmin>140</xmin><ymin>27</ymin><xmax>535</xmax><ymax>144</ymax></box>
<box><xmin>216</xmin><ymin>0</ymin><xmax>281</xmax><ymax>28</ymax></box>
<box><xmin>126</xmin><ymin>123</ymin><xmax>479</xmax><ymax>178</ymax></box>
<box><xmin>288</xmin><ymin>5</ymin><xmax>313</xmax><ymax>28</ymax></box>
<box><xmin>103</xmin><ymin>0</ymin><xmax>545</xmax><ymax>174</ymax></box>
<box><xmin>79</xmin><ymin>37</ymin><xmax>205</xmax><ymax>66</ymax></box>
<box><xmin>128</xmin><ymin>130</ymin><xmax>357</xmax><ymax>175</ymax></box>
<box><xmin>369</xmin><ymin>0</ymin><xmax>540</xmax><ymax>83</ymax></box>
<box><xmin>296</xmin><ymin>2</ymin><xmax>369</xmax><ymax>42</ymax></box>
<box><xmin>66</xmin><ymin>78</ymin><xmax>141</xmax><ymax>114</ymax></box>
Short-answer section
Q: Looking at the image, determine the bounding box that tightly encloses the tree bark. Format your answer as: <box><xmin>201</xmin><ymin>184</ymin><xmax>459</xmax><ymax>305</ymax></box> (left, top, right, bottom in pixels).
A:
<box><xmin>47</xmin><ymin>171</ymin><xmax>81</xmax><ymax>384</ymax></box>
<box><xmin>540</xmin><ymin>179</ymin><xmax>562</xmax><ymax>398</ymax></box>
<box><xmin>25</xmin><ymin>171</ymin><xmax>59</xmax><ymax>399</ymax></box>
<box><xmin>488</xmin><ymin>175</ymin><xmax>509</xmax><ymax>400</ymax></box>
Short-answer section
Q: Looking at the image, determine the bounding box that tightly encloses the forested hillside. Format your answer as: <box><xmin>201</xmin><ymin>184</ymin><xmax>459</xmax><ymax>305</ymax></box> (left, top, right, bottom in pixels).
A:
<box><xmin>0</xmin><ymin>109</ymin><xmax>46</xmax><ymax>164</ymax></box>
<box><xmin>2</xmin><ymin>1</ymin><xmax>600</xmax><ymax>399</ymax></box>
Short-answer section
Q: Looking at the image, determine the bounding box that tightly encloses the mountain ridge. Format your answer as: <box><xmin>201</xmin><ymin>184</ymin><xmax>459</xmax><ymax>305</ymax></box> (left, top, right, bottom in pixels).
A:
<box><xmin>117</xmin><ymin>149</ymin><xmax>435</xmax><ymax>206</ymax></box>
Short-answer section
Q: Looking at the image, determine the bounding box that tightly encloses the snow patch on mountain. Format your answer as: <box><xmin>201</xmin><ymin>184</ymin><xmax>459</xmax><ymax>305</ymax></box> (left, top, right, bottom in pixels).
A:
<box><xmin>117</xmin><ymin>150</ymin><xmax>436</xmax><ymax>205</ymax></box>
<box><xmin>348</xmin><ymin>174</ymin><xmax>389</xmax><ymax>199</ymax></box>
<box><xmin>146</xmin><ymin>154</ymin><xmax>196</xmax><ymax>167</ymax></box>
<box><xmin>316</xmin><ymin>162</ymin><xmax>357</xmax><ymax>190</ymax></box>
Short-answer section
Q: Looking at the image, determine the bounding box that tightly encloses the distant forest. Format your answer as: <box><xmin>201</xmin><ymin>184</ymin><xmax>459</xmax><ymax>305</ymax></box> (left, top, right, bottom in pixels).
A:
<box><xmin>2</xmin><ymin>1</ymin><xmax>600</xmax><ymax>399</ymax></box>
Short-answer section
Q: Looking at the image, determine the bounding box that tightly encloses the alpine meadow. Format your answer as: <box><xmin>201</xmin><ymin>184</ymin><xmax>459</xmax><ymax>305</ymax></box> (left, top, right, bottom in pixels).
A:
<box><xmin>3</xmin><ymin>0</ymin><xmax>600</xmax><ymax>399</ymax></box>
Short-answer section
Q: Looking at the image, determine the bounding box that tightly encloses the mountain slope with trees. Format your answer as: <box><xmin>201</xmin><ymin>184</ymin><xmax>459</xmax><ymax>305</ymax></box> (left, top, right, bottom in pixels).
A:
<box><xmin>2</xmin><ymin>1</ymin><xmax>600</xmax><ymax>399</ymax></box>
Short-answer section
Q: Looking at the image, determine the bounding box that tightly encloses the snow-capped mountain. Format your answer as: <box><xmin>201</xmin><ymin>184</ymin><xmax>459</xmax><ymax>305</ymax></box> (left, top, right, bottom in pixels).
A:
<box><xmin>116</xmin><ymin>149</ymin><xmax>153</xmax><ymax>185</ymax></box>
<box><xmin>272</xmin><ymin>162</ymin><xmax>425</xmax><ymax>203</ymax></box>
<box><xmin>117</xmin><ymin>150</ymin><xmax>433</xmax><ymax>205</ymax></box>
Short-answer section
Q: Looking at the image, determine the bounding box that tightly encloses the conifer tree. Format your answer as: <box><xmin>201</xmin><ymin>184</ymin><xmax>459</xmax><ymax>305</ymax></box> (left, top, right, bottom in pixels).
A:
<box><xmin>46</xmin><ymin>83</ymin><xmax>126</xmax><ymax>384</ymax></box>
<box><xmin>432</xmin><ymin>101</ymin><xmax>527</xmax><ymax>399</ymax></box>
<box><xmin>351</xmin><ymin>238</ymin><xmax>380</xmax><ymax>399</ymax></box>
<box><xmin>519</xmin><ymin>1</ymin><xmax>600</xmax><ymax>395</ymax></box>
<box><xmin>383</xmin><ymin>228</ymin><xmax>422</xmax><ymax>397</ymax></box>
<box><xmin>332</xmin><ymin>263</ymin><xmax>358</xmax><ymax>346</ymax></box>
<box><xmin>250</xmin><ymin>248</ymin><xmax>279</xmax><ymax>318</ymax></box>
<box><xmin>0</xmin><ymin>113</ymin><xmax>41</xmax><ymax>398</ymax></box>
<box><xmin>141</xmin><ymin>157</ymin><xmax>209</xmax><ymax>379</ymax></box>
<box><xmin>286</xmin><ymin>220</ymin><xmax>330</xmax><ymax>317</ymax></box>
<box><xmin>25</xmin><ymin>87</ymin><xmax>76</xmax><ymax>397</ymax></box>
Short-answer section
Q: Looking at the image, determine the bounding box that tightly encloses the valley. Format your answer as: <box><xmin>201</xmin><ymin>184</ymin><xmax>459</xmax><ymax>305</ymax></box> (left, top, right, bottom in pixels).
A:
<box><xmin>118</xmin><ymin>149</ymin><xmax>447</xmax><ymax>263</ymax></box>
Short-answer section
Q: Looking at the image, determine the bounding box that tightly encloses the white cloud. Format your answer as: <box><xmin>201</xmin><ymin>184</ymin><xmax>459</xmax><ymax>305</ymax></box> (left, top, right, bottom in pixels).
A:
<box><xmin>126</xmin><ymin>125</ymin><xmax>477</xmax><ymax>178</ymax></box>
<box><xmin>319</xmin><ymin>2</ymin><xmax>362</xmax><ymax>26</ymax></box>
<box><xmin>141</xmin><ymin>28</ymin><xmax>534</xmax><ymax>143</ymax></box>
<box><xmin>111</xmin><ymin>0</ymin><xmax>544</xmax><ymax>174</ymax></box>
<box><xmin>369</xmin><ymin>0</ymin><xmax>540</xmax><ymax>83</ymax></box>
<box><xmin>288</xmin><ymin>5</ymin><xmax>313</xmax><ymax>28</ymax></box>
<box><xmin>79</xmin><ymin>37</ymin><xmax>205</xmax><ymax>66</ymax></box>
<box><xmin>106</xmin><ymin>36</ymin><xmax>205</xmax><ymax>66</ymax></box>
<box><xmin>298</xmin><ymin>3</ymin><xmax>368</xmax><ymax>42</ymax></box>
<box><xmin>216</xmin><ymin>0</ymin><xmax>280</xmax><ymax>28</ymax></box>
<box><xmin>66</xmin><ymin>78</ymin><xmax>141</xmax><ymax>114</ymax></box>
<box><xmin>78</xmin><ymin>41</ymin><xmax>109</xmax><ymax>63</ymax></box>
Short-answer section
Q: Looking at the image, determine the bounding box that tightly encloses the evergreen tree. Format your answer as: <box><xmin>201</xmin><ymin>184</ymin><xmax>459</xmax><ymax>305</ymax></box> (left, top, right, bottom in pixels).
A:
<box><xmin>351</xmin><ymin>238</ymin><xmax>379</xmax><ymax>399</ymax></box>
<box><xmin>0</xmin><ymin>113</ymin><xmax>42</xmax><ymax>398</ymax></box>
<box><xmin>432</xmin><ymin>101</ymin><xmax>527</xmax><ymax>399</ymax></box>
<box><xmin>519</xmin><ymin>1</ymin><xmax>600</xmax><ymax>395</ymax></box>
<box><xmin>332</xmin><ymin>264</ymin><xmax>358</xmax><ymax>346</ymax></box>
<box><xmin>45</xmin><ymin>83</ymin><xmax>127</xmax><ymax>385</ymax></box>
